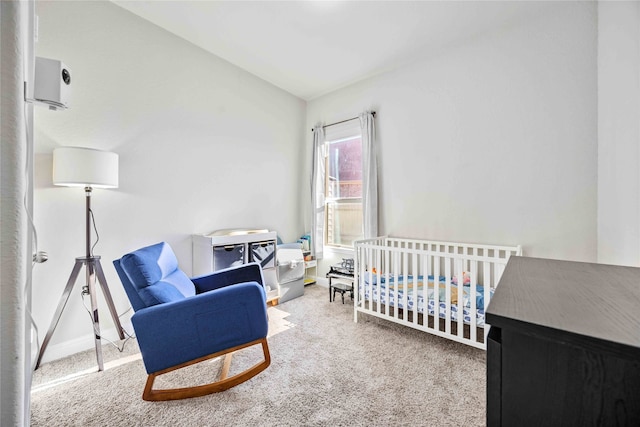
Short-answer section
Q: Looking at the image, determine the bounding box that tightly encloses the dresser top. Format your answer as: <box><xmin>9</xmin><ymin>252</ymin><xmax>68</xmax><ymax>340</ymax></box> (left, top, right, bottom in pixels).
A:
<box><xmin>486</xmin><ymin>256</ymin><xmax>640</xmax><ymax>351</ymax></box>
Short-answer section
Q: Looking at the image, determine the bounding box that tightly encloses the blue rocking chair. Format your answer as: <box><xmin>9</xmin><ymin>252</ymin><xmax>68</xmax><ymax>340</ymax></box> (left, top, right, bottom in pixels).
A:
<box><xmin>113</xmin><ymin>242</ymin><xmax>270</xmax><ymax>401</ymax></box>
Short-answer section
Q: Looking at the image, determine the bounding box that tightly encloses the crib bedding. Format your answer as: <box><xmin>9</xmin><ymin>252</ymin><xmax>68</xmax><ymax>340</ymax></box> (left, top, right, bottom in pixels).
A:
<box><xmin>360</xmin><ymin>274</ymin><xmax>492</xmax><ymax>326</ymax></box>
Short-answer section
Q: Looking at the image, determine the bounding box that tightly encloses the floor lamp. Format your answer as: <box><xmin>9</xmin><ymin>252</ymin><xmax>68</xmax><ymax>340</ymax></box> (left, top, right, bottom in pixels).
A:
<box><xmin>35</xmin><ymin>147</ymin><xmax>125</xmax><ymax>371</ymax></box>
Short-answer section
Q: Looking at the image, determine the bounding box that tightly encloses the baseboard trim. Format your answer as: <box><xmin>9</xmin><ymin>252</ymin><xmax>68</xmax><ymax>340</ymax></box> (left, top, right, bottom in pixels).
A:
<box><xmin>37</xmin><ymin>321</ymin><xmax>134</xmax><ymax>365</ymax></box>
<box><xmin>314</xmin><ymin>277</ymin><xmax>329</xmax><ymax>287</ymax></box>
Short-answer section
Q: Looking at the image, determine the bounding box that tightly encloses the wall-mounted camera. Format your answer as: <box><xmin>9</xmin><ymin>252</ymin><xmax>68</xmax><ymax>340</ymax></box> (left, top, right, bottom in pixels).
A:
<box><xmin>33</xmin><ymin>57</ymin><xmax>71</xmax><ymax>111</ymax></box>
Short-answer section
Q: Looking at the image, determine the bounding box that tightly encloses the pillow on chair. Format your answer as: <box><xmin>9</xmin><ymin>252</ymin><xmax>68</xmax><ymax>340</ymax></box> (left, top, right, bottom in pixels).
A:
<box><xmin>119</xmin><ymin>242</ymin><xmax>195</xmax><ymax>307</ymax></box>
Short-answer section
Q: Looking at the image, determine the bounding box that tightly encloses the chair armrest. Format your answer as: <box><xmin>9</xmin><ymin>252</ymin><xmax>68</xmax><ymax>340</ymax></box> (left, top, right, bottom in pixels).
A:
<box><xmin>132</xmin><ymin>281</ymin><xmax>268</xmax><ymax>374</ymax></box>
<box><xmin>191</xmin><ymin>262</ymin><xmax>265</xmax><ymax>294</ymax></box>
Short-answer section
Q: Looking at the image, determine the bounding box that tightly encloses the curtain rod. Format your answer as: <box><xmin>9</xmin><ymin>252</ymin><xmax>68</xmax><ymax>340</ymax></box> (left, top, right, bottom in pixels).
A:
<box><xmin>311</xmin><ymin>111</ymin><xmax>376</xmax><ymax>132</ymax></box>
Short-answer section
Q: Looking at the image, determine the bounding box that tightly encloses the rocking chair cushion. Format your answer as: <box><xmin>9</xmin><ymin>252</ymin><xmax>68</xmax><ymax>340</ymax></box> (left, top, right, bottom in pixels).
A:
<box><xmin>119</xmin><ymin>242</ymin><xmax>195</xmax><ymax>307</ymax></box>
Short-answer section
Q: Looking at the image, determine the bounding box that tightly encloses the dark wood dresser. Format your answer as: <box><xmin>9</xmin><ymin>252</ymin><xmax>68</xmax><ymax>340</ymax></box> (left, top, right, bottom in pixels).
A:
<box><xmin>486</xmin><ymin>256</ymin><xmax>640</xmax><ymax>426</ymax></box>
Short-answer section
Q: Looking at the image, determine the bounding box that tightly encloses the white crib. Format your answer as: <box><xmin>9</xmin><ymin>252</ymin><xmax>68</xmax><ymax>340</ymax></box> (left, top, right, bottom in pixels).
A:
<box><xmin>354</xmin><ymin>236</ymin><xmax>522</xmax><ymax>349</ymax></box>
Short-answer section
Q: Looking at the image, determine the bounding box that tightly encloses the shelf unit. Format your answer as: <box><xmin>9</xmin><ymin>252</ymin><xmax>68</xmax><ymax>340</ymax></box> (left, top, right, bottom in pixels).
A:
<box><xmin>302</xmin><ymin>251</ymin><xmax>316</xmax><ymax>285</ymax></box>
<box><xmin>192</xmin><ymin>230</ymin><xmax>279</xmax><ymax>305</ymax></box>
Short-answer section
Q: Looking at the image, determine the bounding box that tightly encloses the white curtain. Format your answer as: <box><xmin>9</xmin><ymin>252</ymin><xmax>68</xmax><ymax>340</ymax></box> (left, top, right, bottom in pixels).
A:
<box><xmin>359</xmin><ymin>111</ymin><xmax>378</xmax><ymax>239</ymax></box>
<box><xmin>310</xmin><ymin>125</ymin><xmax>325</xmax><ymax>259</ymax></box>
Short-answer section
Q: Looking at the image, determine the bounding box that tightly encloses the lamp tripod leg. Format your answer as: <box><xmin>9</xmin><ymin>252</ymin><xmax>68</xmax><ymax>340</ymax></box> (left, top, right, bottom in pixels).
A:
<box><xmin>35</xmin><ymin>257</ymin><xmax>125</xmax><ymax>372</ymax></box>
<box><xmin>94</xmin><ymin>260</ymin><xmax>125</xmax><ymax>340</ymax></box>
<box><xmin>86</xmin><ymin>260</ymin><xmax>104</xmax><ymax>371</ymax></box>
<box><xmin>35</xmin><ymin>259</ymin><xmax>84</xmax><ymax>370</ymax></box>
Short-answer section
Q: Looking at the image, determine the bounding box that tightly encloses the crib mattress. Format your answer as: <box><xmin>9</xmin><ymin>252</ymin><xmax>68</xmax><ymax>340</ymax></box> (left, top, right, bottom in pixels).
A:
<box><xmin>359</xmin><ymin>275</ymin><xmax>492</xmax><ymax>327</ymax></box>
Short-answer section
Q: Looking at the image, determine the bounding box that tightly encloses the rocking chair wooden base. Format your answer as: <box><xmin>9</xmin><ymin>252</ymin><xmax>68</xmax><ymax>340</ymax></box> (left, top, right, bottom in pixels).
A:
<box><xmin>142</xmin><ymin>338</ymin><xmax>270</xmax><ymax>401</ymax></box>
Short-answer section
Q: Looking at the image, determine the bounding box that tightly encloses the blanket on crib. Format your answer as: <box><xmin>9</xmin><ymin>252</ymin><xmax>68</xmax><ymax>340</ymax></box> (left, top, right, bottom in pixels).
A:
<box><xmin>362</xmin><ymin>274</ymin><xmax>489</xmax><ymax>307</ymax></box>
<box><xmin>360</xmin><ymin>274</ymin><xmax>493</xmax><ymax>326</ymax></box>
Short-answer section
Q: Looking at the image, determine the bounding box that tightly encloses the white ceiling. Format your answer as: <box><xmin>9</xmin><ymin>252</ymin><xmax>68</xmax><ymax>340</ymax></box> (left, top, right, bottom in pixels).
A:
<box><xmin>112</xmin><ymin>1</ymin><xmax>549</xmax><ymax>101</ymax></box>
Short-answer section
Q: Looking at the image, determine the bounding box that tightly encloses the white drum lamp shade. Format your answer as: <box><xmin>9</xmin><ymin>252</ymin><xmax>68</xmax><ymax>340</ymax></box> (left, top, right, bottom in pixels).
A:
<box><xmin>53</xmin><ymin>147</ymin><xmax>118</xmax><ymax>188</ymax></box>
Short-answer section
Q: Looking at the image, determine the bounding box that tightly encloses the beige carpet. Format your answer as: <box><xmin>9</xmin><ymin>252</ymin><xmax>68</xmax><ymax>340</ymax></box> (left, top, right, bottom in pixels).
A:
<box><xmin>30</xmin><ymin>284</ymin><xmax>487</xmax><ymax>426</ymax></box>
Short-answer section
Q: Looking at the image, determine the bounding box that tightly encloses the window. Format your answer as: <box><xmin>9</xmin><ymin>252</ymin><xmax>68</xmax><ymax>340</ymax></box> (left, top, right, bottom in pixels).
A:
<box><xmin>325</xmin><ymin>134</ymin><xmax>363</xmax><ymax>248</ymax></box>
<box><xmin>312</xmin><ymin>112</ymin><xmax>376</xmax><ymax>257</ymax></box>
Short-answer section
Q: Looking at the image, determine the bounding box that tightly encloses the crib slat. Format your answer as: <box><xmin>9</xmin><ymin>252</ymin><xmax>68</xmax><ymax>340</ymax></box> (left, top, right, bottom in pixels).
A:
<box><xmin>384</xmin><ymin>248</ymin><xmax>389</xmax><ymax>317</ymax></box>
<box><xmin>402</xmin><ymin>249</ymin><xmax>408</xmax><ymax>321</ymax></box>
<box><xmin>445</xmin><ymin>258</ymin><xmax>452</xmax><ymax>335</ymax></box>
<box><xmin>456</xmin><ymin>259</ymin><xmax>464</xmax><ymax>338</ymax></box>
<box><xmin>470</xmin><ymin>259</ymin><xmax>478</xmax><ymax>343</ymax></box>
<box><xmin>362</xmin><ymin>246</ymin><xmax>367</xmax><ymax>312</ymax></box>
<box><xmin>424</xmin><ymin>253</ymin><xmax>431</xmax><ymax>331</ymax></box>
<box><xmin>420</xmin><ymin>254</ymin><xmax>427</xmax><ymax>326</ymax></box>
<box><xmin>400</xmin><ymin>247</ymin><xmax>406</xmax><ymax>319</ymax></box>
<box><xmin>433</xmin><ymin>256</ymin><xmax>440</xmax><ymax>332</ymax></box>
<box><xmin>354</xmin><ymin>246</ymin><xmax>359</xmax><ymax>322</ymax></box>
<box><xmin>416</xmin><ymin>253</ymin><xmax>420</xmax><ymax>325</ymax></box>
<box><xmin>369</xmin><ymin>247</ymin><xmax>382</xmax><ymax>312</ymax></box>
<box><xmin>366</xmin><ymin>246</ymin><xmax>371</xmax><ymax>313</ymax></box>
<box><xmin>367</xmin><ymin>246</ymin><xmax>372</xmax><ymax>312</ymax></box>
<box><xmin>483</xmin><ymin>260</ymin><xmax>492</xmax><ymax>344</ymax></box>
<box><xmin>483</xmin><ymin>261</ymin><xmax>492</xmax><ymax>311</ymax></box>
<box><xmin>372</xmin><ymin>245</ymin><xmax>378</xmax><ymax>312</ymax></box>
<box><xmin>393</xmin><ymin>250</ymin><xmax>399</xmax><ymax>320</ymax></box>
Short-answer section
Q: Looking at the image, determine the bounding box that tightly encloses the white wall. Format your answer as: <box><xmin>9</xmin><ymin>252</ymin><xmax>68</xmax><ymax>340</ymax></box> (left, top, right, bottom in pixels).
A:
<box><xmin>597</xmin><ymin>1</ymin><xmax>640</xmax><ymax>267</ymax></box>
<box><xmin>307</xmin><ymin>1</ymin><xmax>597</xmax><ymax>275</ymax></box>
<box><xmin>32</xmin><ymin>1</ymin><xmax>306</xmax><ymax>361</ymax></box>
